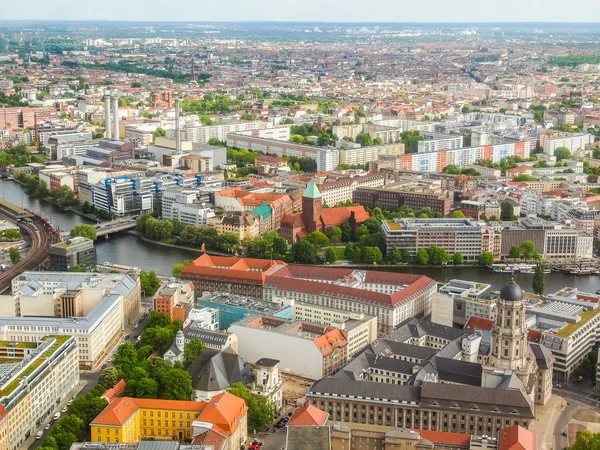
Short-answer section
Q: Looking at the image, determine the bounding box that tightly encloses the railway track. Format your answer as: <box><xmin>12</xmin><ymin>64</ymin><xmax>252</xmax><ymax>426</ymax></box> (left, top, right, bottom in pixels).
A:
<box><xmin>0</xmin><ymin>222</ymin><xmax>55</xmax><ymax>293</ymax></box>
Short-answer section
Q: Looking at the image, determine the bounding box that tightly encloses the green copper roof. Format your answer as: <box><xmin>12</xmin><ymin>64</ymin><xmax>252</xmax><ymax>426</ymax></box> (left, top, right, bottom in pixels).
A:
<box><xmin>251</xmin><ymin>204</ymin><xmax>273</xmax><ymax>218</ymax></box>
<box><xmin>303</xmin><ymin>181</ymin><xmax>322</xmax><ymax>199</ymax></box>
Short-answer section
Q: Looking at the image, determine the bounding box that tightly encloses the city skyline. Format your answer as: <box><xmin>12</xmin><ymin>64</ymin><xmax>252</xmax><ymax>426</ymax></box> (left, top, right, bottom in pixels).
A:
<box><xmin>6</xmin><ymin>0</ymin><xmax>600</xmax><ymax>23</ymax></box>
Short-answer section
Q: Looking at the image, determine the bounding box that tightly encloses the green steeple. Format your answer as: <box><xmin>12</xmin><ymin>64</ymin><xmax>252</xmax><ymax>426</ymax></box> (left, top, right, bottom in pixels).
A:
<box><xmin>303</xmin><ymin>181</ymin><xmax>322</xmax><ymax>199</ymax></box>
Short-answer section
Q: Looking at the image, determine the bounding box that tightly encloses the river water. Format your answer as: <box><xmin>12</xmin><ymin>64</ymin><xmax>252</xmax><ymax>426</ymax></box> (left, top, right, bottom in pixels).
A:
<box><xmin>1</xmin><ymin>179</ymin><xmax>599</xmax><ymax>294</ymax></box>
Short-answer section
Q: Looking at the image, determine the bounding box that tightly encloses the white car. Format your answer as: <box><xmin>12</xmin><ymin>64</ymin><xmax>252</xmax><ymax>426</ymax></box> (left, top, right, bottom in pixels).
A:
<box><xmin>45</xmin><ymin>423</ymin><xmax>51</xmax><ymax>430</ymax></box>
<box><xmin>36</xmin><ymin>431</ymin><xmax>43</xmax><ymax>440</ymax></box>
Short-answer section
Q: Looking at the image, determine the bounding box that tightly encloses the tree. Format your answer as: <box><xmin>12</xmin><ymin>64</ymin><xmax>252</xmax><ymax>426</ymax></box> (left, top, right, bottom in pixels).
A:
<box><xmin>344</xmin><ymin>243</ymin><xmax>361</xmax><ymax>261</ymax></box>
<box><xmin>98</xmin><ymin>366</ymin><xmax>119</xmax><ymax>389</ymax></box>
<box><xmin>388</xmin><ymin>247</ymin><xmax>403</xmax><ymax>265</ymax></box>
<box><xmin>325</xmin><ymin>248</ymin><xmax>337</xmax><ymax>264</ymax></box>
<box><xmin>4</xmin><ymin>229</ymin><xmax>21</xmax><ymax>240</ymax></box>
<box><xmin>9</xmin><ymin>247</ymin><xmax>20</xmax><ymax>264</ymax></box>
<box><xmin>427</xmin><ymin>245</ymin><xmax>450</xmax><ymax>265</ymax></box>
<box><xmin>521</xmin><ymin>241</ymin><xmax>536</xmax><ymax>260</ymax></box>
<box><xmin>172</xmin><ymin>259</ymin><xmax>192</xmax><ymax>277</ymax></box>
<box><xmin>340</xmin><ymin>221</ymin><xmax>352</xmax><ymax>242</ymax></box>
<box><xmin>355</xmin><ymin>132</ymin><xmax>373</xmax><ymax>147</ymax></box>
<box><xmin>509</xmin><ymin>245</ymin><xmax>521</xmax><ymax>259</ymax></box>
<box><xmin>113</xmin><ymin>342</ymin><xmax>139</xmax><ymax>378</ymax></box>
<box><xmin>373</xmin><ymin>137</ymin><xmax>384</xmax><ymax>146</ymax></box>
<box><xmin>139</xmin><ymin>270</ymin><xmax>160</xmax><ymax>296</ymax></box>
<box><xmin>554</xmin><ymin>146</ymin><xmax>571</xmax><ymax>160</ymax></box>
<box><xmin>329</xmin><ymin>226</ymin><xmax>342</xmax><ymax>244</ymax></box>
<box><xmin>416</xmin><ymin>248</ymin><xmax>429</xmax><ymax>265</ymax></box>
<box><xmin>500</xmin><ymin>202</ymin><xmax>515</xmax><ymax>221</ymax></box>
<box><xmin>126</xmin><ymin>376</ymin><xmax>158</xmax><ymax>399</ymax></box>
<box><xmin>227</xmin><ymin>382</ymin><xmax>274</xmax><ymax>430</ymax></box>
<box><xmin>154</xmin><ymin>127</ymin><xmax>166</xmax><ymax>138</ymax></box>
<box><xmin>307</xmin><ymin>231</ymin><xmax>329</xmax><ymax>249</ymax></box>
<box><xmin>569</xmin><ymin>430</ymin><xmax>600</xmax><ymax>450</ymax></box>
<box><xmin>161</xmin><ymin>367</ymin><xmax>192</xmax><ymax>400</ymax></box>
<box><xmin>68</xmin><ymin>393</ymin><xmax>108</xmax><ymax>425</ymax></box>
<box><xmin>532</xmin><ymin>261</ymin><xmax>545</xmax><ymax>295</ymax></box>
<box><xmin>452</xmin><ymin>252</ymin><xmax>464</xmax><ymax>265</ymax></box>
<box><xmin>291</xmin><ymin>239</ymin><xmax>317</xmax><ymax>264</ymax></box>
<box><xmin>219</xmin><ymin>232</ymin><xmax>240</xmax><ymax>253</ymax></box>
<box><xmin>362</xmin><ymin>246</ymin><xmax>382</xmax><ymax>264</ymax></box>
<box><xmin>70</xmin><ymin>223</ymin><xmax>97</xmax><ymax>241</ymax></box>
<box><xmin>478</xmin><ymin>251</ymin><xmax>495</xmax><ymax>266</ymax></box>
<box><xmin>450</xmin><ymin>210</ymin><xmax>466</xmax><ymax>219</ymax></box>
<box><xmin>146</xmin><ymin>311</ymin><xmax>172</xmax><ymax>329</ymax></box>
<box><xmin>183</xmin><ymin>339</ymin><xmax>206</xmax><ymax>368</ymax></box>
<box><xmin>399</xmin><ymin>248</ymin><xmax>410</xmax><ymax>263</ymax></box>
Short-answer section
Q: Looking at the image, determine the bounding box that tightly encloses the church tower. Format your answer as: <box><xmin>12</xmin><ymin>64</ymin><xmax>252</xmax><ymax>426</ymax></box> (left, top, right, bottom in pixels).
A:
<box><xmin>302</xmin><ymin>181</ymin><xmax>322</xmax><ymax>233</ymax></box>
<box><xmin>488</xmin><ymin>280</ymin><xmax>528</xmax><ymax>371</ymax></box>
<box><xmin>175</xmin><ymin>330</ymin><xmax>185</xmax><ymax>352</ymax></box>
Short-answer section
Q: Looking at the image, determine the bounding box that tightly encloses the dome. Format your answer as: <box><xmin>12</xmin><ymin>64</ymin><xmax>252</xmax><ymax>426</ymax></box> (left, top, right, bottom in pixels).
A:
<box><xmin>500</xmin><ymin>280</ymin><xmax>523</xmax><ymax>302</ymax></box>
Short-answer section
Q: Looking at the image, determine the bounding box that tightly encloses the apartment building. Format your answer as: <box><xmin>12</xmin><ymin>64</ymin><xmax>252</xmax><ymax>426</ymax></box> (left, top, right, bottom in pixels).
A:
<box><xmin>1</xmin><ymin>272</ymin><xmax>140</xmax><ymax>369</ymax></box>
<box><xmin>0</xmin><ymin>336</ymin><xmax>79</xmax><ymax>450</ymax></box>
<box><xmin>320</xmin><ymin>173</ymin><xmax>384</xmax><ymax>207</ymax></box>
<box><xmin>543</xmin><ymin>132</ymin><xmax>593</xmax><ymax>156</ymax></box>
<box><xmin>382</xmin><ymin>218</ymin><xmax>486</xmax><ymax>260</ymax></box>
<box><xmin>154</xmin><ymin>281</ymin><xmax>195</xmax><ymax>322</ymax></box>
<box><xmin>353</xmin><ymin>182</ymin><xmax>452</xmax><ymax>216</ymax></box>
<box><xmin>226</xmin><ymin>133</ymin><xmax>340</xmax><ymax>172</ymax></box>
<box><xmin>229</xmin><ymin>315</ymin><xmax>349</xmax><ymax>379</ymax></box>
<box><xmin>460</xmin><ymin>200</ymin><xmax>501</xmax><ymax>220</ymax></box>
<box><xmin>91</xmin><ymin>393</ymin><xmax>247</xmax><ymax>450</ymax></box>
<box><xmin>417</xmin><ymin>132</ymin><xmax>464</xmax><ymax>153</ymax></box>
<box><xmin>183</xmin><ymin>255</ymin><xmax>436</xmax><ymax>334</ymax></box>
<box><xmin>338</xmin><ymin>143</ymin><xmax>405</xmax><ymax>166</ymax></box>
<box><xmin>208</xmin><ymin>211</ymin><xmax>260</xmax><ymax>241</ymax></box>
<box><xmin>184</xmin><ymin>120</ymin><xmax>269</xmax><ymax>144</ymax></box>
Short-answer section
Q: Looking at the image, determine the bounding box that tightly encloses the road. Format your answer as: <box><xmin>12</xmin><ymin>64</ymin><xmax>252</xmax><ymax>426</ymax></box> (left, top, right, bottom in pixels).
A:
<box><xmin>552</xmin><ymin>383</ymin><xmax>600</xmax><ymax>450</ymax></box>
<box><xmin>0</xmin><ymin>221</ymin><xmax>54</xmax><ymax>292</ymax></box>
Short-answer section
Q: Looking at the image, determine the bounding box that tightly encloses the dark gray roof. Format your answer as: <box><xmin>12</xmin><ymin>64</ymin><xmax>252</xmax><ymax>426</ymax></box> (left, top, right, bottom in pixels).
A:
<box><xmin>138</xmin><ymin>442</ymin><xmax>180</xmax><ymax>450</ymax></box>
<box><xmin>420</xmin><ymin>382</ymin><xmax>534</xmax><ymax>418</ymax></box>
<box><xmin>392</xmin><ymin>318</ymin><xmax>467</xmax><ymax>342</ymax></box>
<box><xmin>184</xmin><ymin>326</ymin><xmax>230</xmax><ymax>346</ymax></box>
<box><xmin>500</xmin><ymin>280</ymin><xmax>523</xmax><ymax>302</ymax></box>
<box><xmin>530</xmin><ymin>342</ymin><xmax>554</xmax><ymax>370</ymax></box>
<box><xmin>256</xmin><ymin>358</ymin><xmax>280</xmax><ymax>367</ymax></box>
<box><xmin>370</xmin><ymin>339</ymin><xmax>437</xmax><ymax>360</ymax></box>
<box><xmin>309</xmin><ymin>378</ymin><xmax>421</xmax><ymax>403</ymax></box>
<box><xmin>187</xmin><ymin>348</ymin><xmax>255</xmax><ymax>392</ymax></box>
<box><xmin>370</xmin><ymin>354</ymin><xmax>416</xmax><ymax>374</ymax></box>
<box><xmin>433</xmin><ymin>357</ymin><xmax>482</xmax><ymax>386</ymax></box>
<box><xmin>286</xmin><ymin>425</ymin><xmax>330</xmax><ymax>450</ymax></box>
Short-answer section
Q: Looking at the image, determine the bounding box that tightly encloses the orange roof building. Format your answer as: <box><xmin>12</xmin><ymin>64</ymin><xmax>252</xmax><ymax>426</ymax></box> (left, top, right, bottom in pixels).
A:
<box><xmin>499</xmin><ymin>425</ymin><xmax>537</xmax><ymax>450</ymax></box>
<box><xmin>412</xmin><ymin>428</ymin><xmax>471</xmax><ymax>449</ymax></box>
<box><xmin>90</xmin><ymin>392</ymin><xmax>247</xmax><ymax>450</ymax></box>
<box><xmin>288</xmin><ymin>405</ymin><xmax>329</xmax><ymax>426</ymax></box>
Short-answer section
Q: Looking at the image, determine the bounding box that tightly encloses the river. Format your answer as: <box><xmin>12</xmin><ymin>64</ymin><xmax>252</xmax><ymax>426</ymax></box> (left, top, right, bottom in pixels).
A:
<box><xmin>1</xmin><ymin>179</ymin><xmax>599</xmax><ymax>294</ymax></box>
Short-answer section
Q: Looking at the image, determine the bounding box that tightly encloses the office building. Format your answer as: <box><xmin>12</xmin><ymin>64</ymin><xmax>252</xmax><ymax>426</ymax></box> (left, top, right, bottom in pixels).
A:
<box><xmin>527</xmin><ymin>287</ymin><xmax>600</xmax><ymax>382</ymax></box>
<box><xmin>91</xmin><ymin>392</ymin><xmax>248</xmax><ymax>450</ymax></box>
<box><xmin>0</xmin><ymin>336</ymin><xmax>79</xmax><ymax>450</ymax></box>
<box><xmin>208</xmin><ymin>211</ymin><xmax>260</xmax><ymax>241</ymax></box>
<box><xmin>353</xmin><ymin>182</ymin><xmax>452</xmax><ymax>216</ymax></box>
<box><xmin>184</xmin><ymin>120</ymin><xmax>270</xmax><ymax>144</ymax></box>
<box><xmin>319</xmin><ymin>173</ymin><xmax>384</xmax><ymax>207</ymax></box>
<box><xmin>183</xmin><ymin>254</ymin><xmax>437</xmax><ymax>334</ymax></box>
<box><xmin>154</xmin><ymin>281</ymin><xmax>195</xmax><ymax>322</ymax></box>
<box><xmin>382</xmin><ymin>218</ymin><xmax>488</xmax><ymax>261</ymax></box>
<box><xmin>0</xmin><ymin>272</ymin><xmax>140</xmax><ymax>369</ymax></box>
<box><xmin>49</xmin><ymin>236</ymin><xmax>97</xmax><ymax>271</ymax></box>
<box><xmin>161</xmin><ymin>188</ymin><xmax>216</xmax><ymax>226</ymax></box>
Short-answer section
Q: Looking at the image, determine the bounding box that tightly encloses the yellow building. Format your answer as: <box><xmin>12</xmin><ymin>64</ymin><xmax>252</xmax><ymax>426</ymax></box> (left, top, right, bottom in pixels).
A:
<box><xmin>91</xmin><ymin>392</ymin><xmax>248</xmax><ymax>449</ymax></box>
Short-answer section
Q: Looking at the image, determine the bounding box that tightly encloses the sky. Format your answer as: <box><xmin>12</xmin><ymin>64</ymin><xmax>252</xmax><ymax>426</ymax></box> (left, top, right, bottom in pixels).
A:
<box><xmin>5</xmin><ymin>0</ymin><xmax>600</xmax><ymax>22</ymax></box>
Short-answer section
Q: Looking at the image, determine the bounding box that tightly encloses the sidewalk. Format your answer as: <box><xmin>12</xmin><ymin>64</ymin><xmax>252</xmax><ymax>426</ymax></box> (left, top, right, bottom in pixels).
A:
<box><xmin>530</xmin><ymin>394</ymin><xmax>566</xmax><ymax>450</ymax></box>
<box><xmin>19</xmin><ymin>380</ymin><xmax>88</xmax><ymax>450</ymax></box>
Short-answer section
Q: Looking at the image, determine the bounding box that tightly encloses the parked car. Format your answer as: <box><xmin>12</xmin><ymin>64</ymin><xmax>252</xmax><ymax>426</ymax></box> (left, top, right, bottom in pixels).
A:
<box><xmin>61</xmin><ymin>406</ymin><xmax>68</xmax><ymax>413</ymax></box>
<box><xmin>44</xmin><ymin>423</ymin><xmax>51</xmax><ymax>430</ymax></box>
<box><xmin>36</xmin><ymin>431</ymin><xmax>43</xmax><ymax>440</ymax></box>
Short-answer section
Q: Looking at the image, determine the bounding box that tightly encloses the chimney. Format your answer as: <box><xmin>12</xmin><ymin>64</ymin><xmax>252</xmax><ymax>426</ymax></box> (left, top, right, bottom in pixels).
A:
<box><xmin>104</xmin><ymin>95</ymin><xmax>112</xmax><ymax>139</ymax></box>
<box><xmin>112</xmin><ymin>95</ymin><xmax>120</xmax><ymax>140</ymax></box>
<box><xmin>175</xmin><ymin>98</ymin><xmax>181</xmax><ymax>154</ymax></box>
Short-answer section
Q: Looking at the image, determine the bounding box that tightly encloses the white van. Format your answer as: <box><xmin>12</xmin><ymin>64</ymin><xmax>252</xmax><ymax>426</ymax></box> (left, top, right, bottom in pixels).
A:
<box><xmin>53</xmin><ymin>412</ymin><xmax>61</xmax><ymax>421</ymax></box>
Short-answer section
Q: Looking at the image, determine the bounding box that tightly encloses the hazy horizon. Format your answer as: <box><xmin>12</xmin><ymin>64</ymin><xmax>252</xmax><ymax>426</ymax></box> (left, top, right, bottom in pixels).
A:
<box><xmin>6</xmin><ymin>0</ymin><xmax>600</xmax><ymax>23</ymax></box>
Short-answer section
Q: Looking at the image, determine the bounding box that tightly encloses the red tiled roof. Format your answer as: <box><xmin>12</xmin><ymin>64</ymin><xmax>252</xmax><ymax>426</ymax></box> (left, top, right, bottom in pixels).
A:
<box><xmin>91</xmin><ymin>397</ymin><xmax>205</xmax><ymax>426</ymax></box>
<box><xmin>527</xmin><ymin>329</ymin><xmax>542</xmax><ymax>343</ymax></box>
<box><xmin>314</xmin><ymin>328</ymin><xmax>348</xmax><ymax>356</ymax></box>
<box><xmin>506</xmin><ymin>166</ymin><xmax>534</xmax><ymax>173</ymax></box>
<box><xmin>320</xmin><ymin>206</ymin><xmax>370</xmax><ymax>228</ymax></box>
<box><xmin>464</xmin><ymin>317</ymin><xmax>494</xmax><ymax>332</ymax></box>
<box><xmin>101</xmin><ymin>379</ymin><xmax>126</xmax><ymax>403</ymax></box>
<box><xmin>192</xmin><ymin>428</ymin><xmax>227</xmax><ymax>448</ymax></box>
<box><xmin>195</xmin><ymin>392</ymin><xmax>248</xmax><ymax>434</ymax></box>
<box><xmin>499</xmin><ymin>425</ymin><xmax>537</xmax><ymax>450</ymax></box>
<box><xmin>281</xmin><ymin>213</ymin><xmax>303</xmax><ymax>228</ymax></box>
<box><xmin>412</xmin><ymin>428</ymin><xmax>471</xmax><ymax>448</ymax></box>
<box><xmin>288</xmin><ymin>405</ymin><xmax>328</xmax><ymax>426</ymax></box>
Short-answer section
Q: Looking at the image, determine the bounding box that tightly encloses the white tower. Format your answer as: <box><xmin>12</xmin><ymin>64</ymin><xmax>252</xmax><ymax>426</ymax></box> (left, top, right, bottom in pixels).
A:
<box><xmin>175</xmin><ymin>330</ymin><xmax>185</xmax><ymax>351</ymax></box>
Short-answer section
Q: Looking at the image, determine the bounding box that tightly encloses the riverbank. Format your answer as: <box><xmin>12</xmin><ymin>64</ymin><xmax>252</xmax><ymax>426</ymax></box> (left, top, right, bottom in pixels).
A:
<box><xmin>127</xmin><ymin>231</ymin><xmax>234</xmax><ymax>257</ymax></box>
